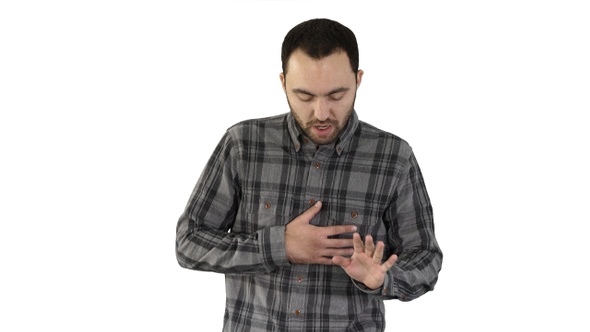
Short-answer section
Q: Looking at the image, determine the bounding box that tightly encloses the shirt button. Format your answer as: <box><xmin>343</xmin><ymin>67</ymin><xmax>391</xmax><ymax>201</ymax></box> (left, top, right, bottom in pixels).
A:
<box><xmin>313</xmin><ymin>162</ymin><xmax>320</xmax><ymax>169</ymax></box>
<box><xmin>308</xmin><ymin>199</ymin><xmax>315</xmax><ymax>206</ymax></box>
<box><xmin>295</xmin><ymin>309</ymin><xmax>302</xmax><ymax>316</ymax></box>
<box><xmin>264</xmin><ymin>202</ymin><xmax>271</xmax><ymax>209</ymax></box>
<box><xmin>351</xmin><ymin>210</ymin><xmax>358</xmax><ymax>219</ymax></box>
<box><xmin>297</xmin><ymin>276</ymin><xmax>303</xmax><ymax>283</ymax></box>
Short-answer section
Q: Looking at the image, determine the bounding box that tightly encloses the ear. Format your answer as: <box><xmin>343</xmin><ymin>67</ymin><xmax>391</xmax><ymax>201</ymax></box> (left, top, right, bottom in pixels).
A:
<box><xmin>279</xmin><ymin>72</ymin><xmax>286</xmax><ymax>93</ymax></box>
<box><xmin>356</xmin><ymin>70</ymin><xmax>364</xmax><ymax>88</ymax></box>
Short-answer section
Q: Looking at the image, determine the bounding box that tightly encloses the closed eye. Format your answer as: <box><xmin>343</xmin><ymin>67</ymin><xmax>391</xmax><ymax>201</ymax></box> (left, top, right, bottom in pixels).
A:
<box><xmin>296</xmin><ymin>92</ymin><xmax>314</xmax><ymax>102</ymax></box>
<box><xmin>328</xmin><ymin>92</ymin><xmax>345</xmax><ymax>101</ymax></box>
<box><xmin>292</xmin><ymin>87</ymin><xmax>349</xmax><ymax>102</ymax></box>
<box><xmin>327</xmin><ymin>87</ymin><xmax>349</xmax><ymax>101</ymax></box>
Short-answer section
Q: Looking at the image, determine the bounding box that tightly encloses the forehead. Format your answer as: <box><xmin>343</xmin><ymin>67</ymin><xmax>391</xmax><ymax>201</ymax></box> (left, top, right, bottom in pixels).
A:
<box><xmin>285</xmin><ymin>49</ymin><xmax>356</xmax><ymax>91</ymax></box>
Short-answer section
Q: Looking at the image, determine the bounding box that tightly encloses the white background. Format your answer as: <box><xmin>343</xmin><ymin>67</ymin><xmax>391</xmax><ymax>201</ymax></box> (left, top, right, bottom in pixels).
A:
<box><xmin>1</xmin><ymin>1</ymin><xmax>589</xmax><ymax>331</ymax></box>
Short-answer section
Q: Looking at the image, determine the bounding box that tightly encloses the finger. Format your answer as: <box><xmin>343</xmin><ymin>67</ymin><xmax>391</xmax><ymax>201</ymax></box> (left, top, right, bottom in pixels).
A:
<box><xmin>364</xmin><ymin>235</ymin><xmax>375</xmax><ymax>257</ymax></box>
<box><xmin>315</xmin><ymin>256</ymin><xmax>335</xmax><ymax>265</ymax></box>
<box><xmin>332</xmin><ymin>255</ymin><xmax>351</xmax><ymax>268</ymax></box>
<box><xmin>295</xmin><ymin>201</ymin><xmax>322</xmax><ymax>224</ymax></box>
<box><xmin>381</xmin><ymin>254</ymin><xmax>398</xmax><ymax>272</ymax></box>
<box><xmin>352</xmin><ymin>233</ymin><xmax>364</xmax><ymax>254</ymax></box>
<box><xmin>322</xmin><ymin>247</ymin><xmax>355</xmax><ymax>257</ymax></box>
<box><xmin>323</xmin><ymin>224</ymin><xmax>358</xmax><ymax>237</ymax></box>
<box><xmin>373</xmin><ymin>241</ymin><xmax>385</xmax><ymax>264</ymax></box>
<box><xmin>325</xmin><ymin>238</ymin><xmax>353</xmax><ymax>249</ymax></box>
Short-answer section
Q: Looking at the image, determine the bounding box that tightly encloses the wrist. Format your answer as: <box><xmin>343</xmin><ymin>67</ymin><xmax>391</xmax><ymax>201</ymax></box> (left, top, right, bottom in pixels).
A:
<box><xmin>351</xmin><ymin>279</ymin><xmax>382</xmax><ymax>294</ymax></box>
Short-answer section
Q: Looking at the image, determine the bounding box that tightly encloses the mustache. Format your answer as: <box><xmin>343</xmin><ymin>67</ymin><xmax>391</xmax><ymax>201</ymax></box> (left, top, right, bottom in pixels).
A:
<box><xmin>305</xmin><ymin>119</ymin><xmax>338</xmax><ymax>127</ymax></box>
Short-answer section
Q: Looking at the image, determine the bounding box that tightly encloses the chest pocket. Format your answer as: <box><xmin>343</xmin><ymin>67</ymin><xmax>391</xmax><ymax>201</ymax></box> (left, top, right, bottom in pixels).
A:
<box><xmin>326</xmin><ymin>205</ymin><xmax>387</xmax><ymax>243</ymax></box>
<box><xmin>238</xmin><ymin>192</ymin><xmax>294</xmax><ymax>233</ymax></box>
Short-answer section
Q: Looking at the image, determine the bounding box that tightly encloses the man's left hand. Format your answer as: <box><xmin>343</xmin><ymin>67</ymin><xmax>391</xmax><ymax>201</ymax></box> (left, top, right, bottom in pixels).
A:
<box><xmin>332</xmin><ymin>233</ymin><xmax>398</xmax><ymax>290</ymax></box>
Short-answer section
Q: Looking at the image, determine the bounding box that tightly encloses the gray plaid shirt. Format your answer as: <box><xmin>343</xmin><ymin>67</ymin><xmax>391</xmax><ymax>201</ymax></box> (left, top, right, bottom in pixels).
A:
<box><xmin>176</xmin><ymin>111</ymin><xmax>442</xmax><ymax>331</ymax></box>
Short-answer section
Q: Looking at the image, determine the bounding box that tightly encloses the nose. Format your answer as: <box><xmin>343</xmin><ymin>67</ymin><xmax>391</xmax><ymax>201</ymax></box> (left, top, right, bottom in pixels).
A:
<box><xmin>313</xmin><ymin>98</ymin><xmax>329</xmax><ymax>122</ymax></box>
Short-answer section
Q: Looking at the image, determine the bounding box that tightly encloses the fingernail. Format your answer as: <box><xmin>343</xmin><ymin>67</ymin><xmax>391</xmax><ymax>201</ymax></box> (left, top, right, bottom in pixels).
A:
<box><xmin>315</xmin><ymin>201</ymin><xmax>322</xmax><ymax>207</ymax></box>
<box><xmin>352</xmin><ymin>226</ymin><xmax>357</xmax><ymax>232</ymax></box>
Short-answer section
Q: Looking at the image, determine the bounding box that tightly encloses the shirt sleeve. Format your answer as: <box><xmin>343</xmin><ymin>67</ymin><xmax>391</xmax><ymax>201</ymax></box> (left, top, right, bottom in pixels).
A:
<box><xmin>380</xmin><ymin>149</ymin><xmax>443</xmax><ymax>301</ymax></box>
<box><xmin>175</xmin><ymin>130</ymin><xmax>290</xmax><ymax>274</ymax></box>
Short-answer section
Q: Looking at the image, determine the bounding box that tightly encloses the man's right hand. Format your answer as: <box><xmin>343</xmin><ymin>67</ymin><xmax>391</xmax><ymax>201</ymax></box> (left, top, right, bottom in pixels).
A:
<box><xmin>285</xmin><ymin>201</ymin><xmax>357</xmax><ymax>265</ymax></box>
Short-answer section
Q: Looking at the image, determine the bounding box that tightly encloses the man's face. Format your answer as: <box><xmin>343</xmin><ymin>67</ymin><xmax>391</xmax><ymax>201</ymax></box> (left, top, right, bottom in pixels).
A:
<box><xmin>280</xmin><ymin>49</ymin><xmax>363</xmax><ymax>145</ymax></box>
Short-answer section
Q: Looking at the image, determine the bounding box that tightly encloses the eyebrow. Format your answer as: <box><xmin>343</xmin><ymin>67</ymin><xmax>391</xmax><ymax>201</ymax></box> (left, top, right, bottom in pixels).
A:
<box><xmin>292</xmin><ymin>87</ymin><xmax>350</xmax><ymax>97</ymax></box>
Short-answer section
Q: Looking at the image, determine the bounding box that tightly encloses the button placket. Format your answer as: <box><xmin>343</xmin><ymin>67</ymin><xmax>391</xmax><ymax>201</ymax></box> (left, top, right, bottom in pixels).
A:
<box><xmin>306</xmin><ymin>154</ymin><xmax>324</xmax><ymax>225</ymax></box>
<box><xmin>289</xmin><ymin>266</ymin><xmax>307</xmax><ymax>322</ymax></box>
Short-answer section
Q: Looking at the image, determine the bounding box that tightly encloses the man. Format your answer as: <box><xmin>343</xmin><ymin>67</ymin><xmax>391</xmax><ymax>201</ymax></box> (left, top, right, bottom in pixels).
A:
<box><xmin>176</xmin><ymin>18</ymin><xmax>442</xmax><ymax>331</ymax></box>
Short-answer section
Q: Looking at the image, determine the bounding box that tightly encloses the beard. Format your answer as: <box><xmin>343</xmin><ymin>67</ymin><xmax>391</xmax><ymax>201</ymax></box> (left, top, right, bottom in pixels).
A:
<box><xmin>287</xmin><ymin>96</ymin><xmax>356</xmax><ymax>145</ymax></box>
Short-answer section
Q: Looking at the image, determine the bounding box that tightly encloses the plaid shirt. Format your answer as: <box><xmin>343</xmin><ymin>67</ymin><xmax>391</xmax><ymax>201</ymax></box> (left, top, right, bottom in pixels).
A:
<box><xmin>176</xmin><ymin>111</ymin><xmax>442</xmax><ymax>331</ymax></box>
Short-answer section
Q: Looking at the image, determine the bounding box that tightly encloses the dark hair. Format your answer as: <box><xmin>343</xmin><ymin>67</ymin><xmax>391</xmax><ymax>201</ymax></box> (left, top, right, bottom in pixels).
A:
<box><xmin>281</xmin><ymin>18</ymin><xmax>359</xmax><ymax>75</ymax></box>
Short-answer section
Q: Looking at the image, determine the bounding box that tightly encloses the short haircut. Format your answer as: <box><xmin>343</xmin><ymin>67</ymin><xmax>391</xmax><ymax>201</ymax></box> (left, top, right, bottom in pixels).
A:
<box><xmin>281</xmin><ymin>18</ymin><xmax>359</xmax><ymax>76</ymax></box>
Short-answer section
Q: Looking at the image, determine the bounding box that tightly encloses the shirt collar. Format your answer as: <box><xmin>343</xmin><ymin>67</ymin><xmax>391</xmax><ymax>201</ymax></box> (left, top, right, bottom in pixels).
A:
<box><xmin>286</xmin><ymin>110</ymin><xmax>359</xmax><ymax>156</ymax></box>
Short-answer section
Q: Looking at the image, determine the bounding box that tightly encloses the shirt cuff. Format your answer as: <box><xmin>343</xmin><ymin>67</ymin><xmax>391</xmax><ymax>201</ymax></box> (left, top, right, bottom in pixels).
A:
<box><xmin>351</xmin><ymin>279</ymin><xmax>382</xmax><ymax>295</ymax></box>
<box><xmin>258</xmin><ymin>225</ymin><xmax>290</xmax><ymax>270</ymax></box>
<box><xmin>352</xmin><ymin>274</ymin><xmax>397</xmax><ymax>299</ymax></box>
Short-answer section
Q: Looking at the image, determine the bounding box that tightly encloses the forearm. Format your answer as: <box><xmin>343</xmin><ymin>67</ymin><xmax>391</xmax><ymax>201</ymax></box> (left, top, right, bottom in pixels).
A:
<box><xmin>386</xmin><ymin>246</ymin><xmax>443</xmax><ymax>301</ymax></box>
<box><xmin>176</xmin><ymin>214</ymin><xmax>290</xmax><ymax>274</ymax></box>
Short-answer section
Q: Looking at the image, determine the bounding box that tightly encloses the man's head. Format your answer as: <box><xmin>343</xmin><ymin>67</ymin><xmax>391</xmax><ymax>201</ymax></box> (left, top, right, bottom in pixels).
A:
<box><xmin>281</xmin><ymin>18</ymin><xmax>360</xmax><ymax>77</ymax></box>
<box><xmin>280</xmin><ymin>19</ymin><xmax>363</xmax><ymax>145</ymax></box>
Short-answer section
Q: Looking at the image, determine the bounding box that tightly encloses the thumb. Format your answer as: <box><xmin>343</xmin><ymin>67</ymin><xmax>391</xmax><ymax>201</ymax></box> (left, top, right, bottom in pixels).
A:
<box><xmin>294</xmin><ymin>201</ymin><xmax>322</xmax><ymax>224</ymax></box>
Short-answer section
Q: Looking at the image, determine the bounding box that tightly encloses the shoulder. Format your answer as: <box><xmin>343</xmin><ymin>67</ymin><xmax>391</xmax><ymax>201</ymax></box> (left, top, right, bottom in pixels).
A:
<box><xmin>226</xmin><ymin>114</ymin><xmax>287</xmax><ymax>136</ymax></box>
<box><xmin>356</xmin><ymin>120</ymin><xmax>413</xmax><ymax>158</ymax></box>
<box><xmin>223</xmin><ymin>114</ymin><xmax>288</xmax><ymax>152</ymax></box>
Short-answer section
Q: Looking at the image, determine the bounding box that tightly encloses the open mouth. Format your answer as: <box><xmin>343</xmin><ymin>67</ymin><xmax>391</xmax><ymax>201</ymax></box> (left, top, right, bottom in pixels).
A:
<box><xmin>314</xmin><ymin>124</ymin><xmax>332</xmax><ymax>134</ymax></box>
